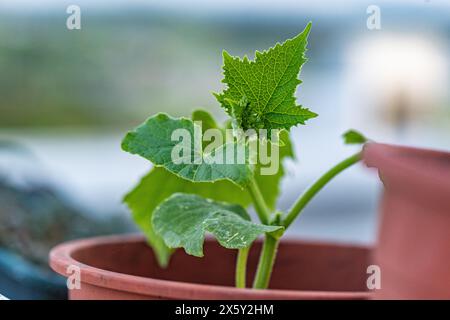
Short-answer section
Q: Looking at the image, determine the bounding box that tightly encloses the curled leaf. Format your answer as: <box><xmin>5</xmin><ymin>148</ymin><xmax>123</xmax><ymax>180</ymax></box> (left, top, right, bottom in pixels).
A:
<box><xmin>152</xmin><ymin>193</ymin><xmax>284</xmax><ymax>257</ymax></box>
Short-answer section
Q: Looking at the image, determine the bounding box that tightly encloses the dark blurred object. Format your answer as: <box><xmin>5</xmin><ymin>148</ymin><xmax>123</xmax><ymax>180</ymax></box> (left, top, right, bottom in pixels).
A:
<box><xmin>0</xmin><ymin>178</ymin><xmax>129</xmax><ymax>266</ymax></box>
<box><xmin>0</xmin><ymin>142</ymin><xmax>133</xmax><ymax>299</ymax></box>
<box><xmin>0</xmin><ymin>248</ymin><xmax>66</xmax><ymax>299</ymax></box>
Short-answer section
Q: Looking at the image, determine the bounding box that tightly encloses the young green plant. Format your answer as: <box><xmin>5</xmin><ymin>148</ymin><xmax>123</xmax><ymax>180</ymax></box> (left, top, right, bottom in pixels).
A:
<box><xmin>122</xmin><ymin>23</ymin><xmax>369</xmax><ymax>289</ymax></box>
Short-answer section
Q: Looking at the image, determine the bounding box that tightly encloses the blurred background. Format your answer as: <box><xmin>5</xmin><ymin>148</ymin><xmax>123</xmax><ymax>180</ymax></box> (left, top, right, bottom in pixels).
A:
<box><xmin>0</xmin><ymin>0</ymin><xmax>449</xmax><ymax>299</ymax></box>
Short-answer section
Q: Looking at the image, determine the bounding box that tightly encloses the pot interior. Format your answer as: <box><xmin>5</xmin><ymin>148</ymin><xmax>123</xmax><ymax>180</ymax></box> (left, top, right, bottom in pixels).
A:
<box><xmin>71</xmin><ymin>237</ymin><xmax>371</xmax><ymax>292</ymax></box>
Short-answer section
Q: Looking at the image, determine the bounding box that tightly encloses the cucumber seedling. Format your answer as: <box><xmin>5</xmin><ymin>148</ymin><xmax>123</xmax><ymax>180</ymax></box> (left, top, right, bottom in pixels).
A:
<box><xmin>122</xmin><ymin>23</ymin><xmax>368</xmax><ymax>289</ymax></box>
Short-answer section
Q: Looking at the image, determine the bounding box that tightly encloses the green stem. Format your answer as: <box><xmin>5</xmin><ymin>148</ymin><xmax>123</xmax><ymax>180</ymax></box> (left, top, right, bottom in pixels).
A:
<box><xmin>247</xmin><ymin>177</ymin><xmax>278</xmax><ymax>289</ymax></box>
<box><xmin>282</xmin><ymin>151</ymin><xmax>362</xmax><ymax>229</ymax></box>
<box><xmin>252</xmin><ymin>235</ymin><xmax>279</xmax><ymax>289</ymax></box>
<box><xmin>235</xmin><ymin>247</ymin><xmax>250</xmax><ymax>288</ymax></box>
<box><xmin>247</xmin><ymin>177</ymin><xmax>271</xmax><ymax>225</ymax></box>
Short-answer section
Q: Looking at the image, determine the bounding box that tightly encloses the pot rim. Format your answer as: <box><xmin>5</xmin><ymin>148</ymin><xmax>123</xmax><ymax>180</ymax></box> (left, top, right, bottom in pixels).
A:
<box><xmin>363</xmin><ymin>143</ymin><xmax>450</xmax><ymax>194</ymax></box>
<box><xmin>49</xmin><ymin>234</ymin><xmax>371</xmax><ymax>300</ymax></box>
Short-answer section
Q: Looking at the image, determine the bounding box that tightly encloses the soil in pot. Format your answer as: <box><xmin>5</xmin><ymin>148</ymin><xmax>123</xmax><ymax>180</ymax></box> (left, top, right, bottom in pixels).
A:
<box><xmin>50</xmin><ymin>235</ymin><xmax>372</xmax><ymax>300</ymax></box>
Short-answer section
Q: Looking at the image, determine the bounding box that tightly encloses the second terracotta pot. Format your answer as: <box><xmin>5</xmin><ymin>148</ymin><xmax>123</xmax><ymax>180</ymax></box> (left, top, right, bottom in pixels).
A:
<box><xmin>364</xmin><ymin>143</ymin><xmax>450</xmax><ymax>299</ymax></box>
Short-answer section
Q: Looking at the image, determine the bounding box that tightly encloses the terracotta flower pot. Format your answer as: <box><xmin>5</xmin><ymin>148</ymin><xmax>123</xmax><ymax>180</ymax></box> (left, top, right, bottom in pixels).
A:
<box><xmin>50</xmin><ymin>235</ymin><xmax>372</xmax><ymax>300</ymax></box>
<box><xmin>363</xmin><ymin>143</ymin><xmax>450</xmax><ymax>299</ymax></box>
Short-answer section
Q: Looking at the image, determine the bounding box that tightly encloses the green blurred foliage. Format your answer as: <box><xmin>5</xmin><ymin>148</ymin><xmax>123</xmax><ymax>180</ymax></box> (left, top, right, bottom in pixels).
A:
<box><xmin>0</xmin><ymin>11</ymin><xmax>315</xmax><ymax>128</ymax></box>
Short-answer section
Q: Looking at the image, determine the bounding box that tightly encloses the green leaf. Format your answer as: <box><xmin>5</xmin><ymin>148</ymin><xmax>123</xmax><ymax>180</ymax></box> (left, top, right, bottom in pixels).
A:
<box><xmin>192</xmin><ymin>109</ymin><xmax>219</xmax><ymax>131</ymax></box>
<box><xmin>192</xmin><ymin>109</ymin><xmax>222</xmax><ymax>149</ymax></box>
<box><xmin>152</xmin><ymin>193</ymin><xmax>284</xmax><ymax>257</ymax></box>
<box><xmin>254</xmin><ymin>129</ymin><xmax>293</xmax><ymax>208</ymax></box>
<box><xmin>342</xmin><ymin>129</ymin><xmax>368</xmax><ymax>145</ymax></box>
<box><xmin>124</xmin><ymin>166</ymin><xmax>250</xmax><ymax>267</ymax></box>
<box><xmin>122</xmin><ymin>113</ymin><xmax>252</xmax><ymax>187</ymax></box>
<box><xmin>215</xmin><ymin>22</ymin><xmax>317</xmax><ymax>134</ymax></box>
<box><xmin>123</xmin><ymin>170</ymin><xmax>173</xmax><ymax>267</ymax></box>
<box><xmin>123</xmin><ymin>110</ymin><xmax>294</xmax><ymax>266</ymax></box>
